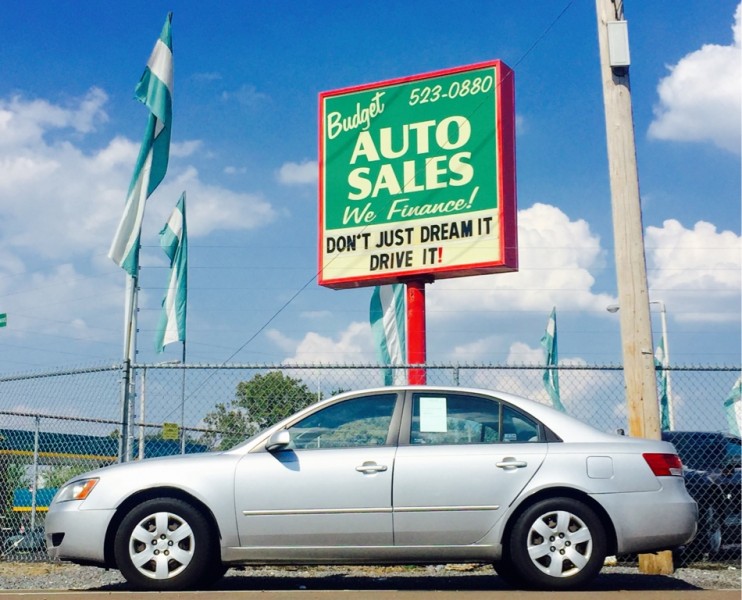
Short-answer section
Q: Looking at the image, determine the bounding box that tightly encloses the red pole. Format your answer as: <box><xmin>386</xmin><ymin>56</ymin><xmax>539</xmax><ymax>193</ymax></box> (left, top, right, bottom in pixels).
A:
<box><xmin>406</xmin><ymin>280</ymin><xmax>427</xmax><ymax>384</ymax></box>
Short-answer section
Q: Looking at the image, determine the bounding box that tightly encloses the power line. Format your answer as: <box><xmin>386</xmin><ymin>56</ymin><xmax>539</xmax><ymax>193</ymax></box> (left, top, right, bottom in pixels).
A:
<box><xmin>220</xmin><ymin>1</ymin><xmax>580</xmax><ymax>363</ymax></box>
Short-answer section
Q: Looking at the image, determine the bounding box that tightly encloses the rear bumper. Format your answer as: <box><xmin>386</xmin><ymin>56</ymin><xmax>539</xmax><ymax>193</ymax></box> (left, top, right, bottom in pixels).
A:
<box><xmin>592</xmin><ymin>478</ymin><xmax>697</xmax><ymax>554</ymax></box>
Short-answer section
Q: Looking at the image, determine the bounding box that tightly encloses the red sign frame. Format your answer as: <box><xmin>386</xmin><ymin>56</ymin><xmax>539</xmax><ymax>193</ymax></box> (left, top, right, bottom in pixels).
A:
<box><xmin>319</xmin><ymin>60</ymin><xmax>517</xmax><ymax>289</ymax></box>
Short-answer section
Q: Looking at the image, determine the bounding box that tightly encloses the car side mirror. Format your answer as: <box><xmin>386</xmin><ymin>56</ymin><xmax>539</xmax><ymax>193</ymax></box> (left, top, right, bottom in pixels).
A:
<box><xmin>266</xmin><ymin>430</ymin><xmax>291</xmax><ymax>452</ymax></box>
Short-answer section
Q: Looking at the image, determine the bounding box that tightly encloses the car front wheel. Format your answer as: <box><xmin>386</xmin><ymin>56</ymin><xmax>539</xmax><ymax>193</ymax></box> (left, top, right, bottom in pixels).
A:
<box><xmin>507</xmin><ymin>497</ymin><xmax>607</xmax><ymax>590</ymax></box>
<box><xmin>113</xmin><ymin>498</ymin><xmax>216</xmax><ymax>591</ymax></box>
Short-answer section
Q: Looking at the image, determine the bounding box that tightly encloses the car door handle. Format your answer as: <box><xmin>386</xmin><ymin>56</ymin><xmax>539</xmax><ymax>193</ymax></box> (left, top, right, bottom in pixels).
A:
<box><xmin>355</xmin><ymin>461</ymin><xmax>388</xmax><ymax>474</ymax></box>
<box><xmin>496</xmin><ymin>459</ymin><xmax>528</xmax><ymax>469</ymax></box>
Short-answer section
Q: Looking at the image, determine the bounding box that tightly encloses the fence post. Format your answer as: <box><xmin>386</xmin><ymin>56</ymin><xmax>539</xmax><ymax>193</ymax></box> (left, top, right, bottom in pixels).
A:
<box><xmin>30</xmin><ymin>416</ymin><xmax>40</xmax><ymax>532</ymax></box>
<box><xmin>118</xmin><ymin>359</ymin><xmax>131</xmax><ymax>463</ymax></box>
<box><xmin>139</xmin><ymin>366</ymin><xmax>147</xmax><ymax>461</ymax></box>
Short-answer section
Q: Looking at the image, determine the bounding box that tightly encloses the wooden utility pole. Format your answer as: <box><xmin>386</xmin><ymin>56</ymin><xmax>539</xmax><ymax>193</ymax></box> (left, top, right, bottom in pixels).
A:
<box><xmin>595</xmin><ymin>0</ymin><xmax>671</xmax><ymax>575</ymax></box>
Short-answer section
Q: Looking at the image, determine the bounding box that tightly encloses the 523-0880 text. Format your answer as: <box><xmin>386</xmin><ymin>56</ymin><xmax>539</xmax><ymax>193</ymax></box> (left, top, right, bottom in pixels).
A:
<box><xmin>408</xmin><ymin>75</ymin><xmax>494</xmax><ymax>106</ymax></box>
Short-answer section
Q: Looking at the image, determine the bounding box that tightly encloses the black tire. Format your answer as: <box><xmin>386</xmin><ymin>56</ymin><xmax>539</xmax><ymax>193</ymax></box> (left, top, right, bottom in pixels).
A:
<box><xmin>200</xmin><ymin>563</ymin><xmax>229</xmax><ymax>587</ymax></box>
<box><xmin>113</xmin><ymin>497</ymin><xmax>216</xmax><ymax>591</ymax></box>
<box><xmin>507</xmin><ymin>497</ymin><xmax>607</xmax><ymax>590</ymax></box>
<box><xmin>492</xmin><ymin>554</ymin><xmax>526</xmax><ymax>588</ymax></box>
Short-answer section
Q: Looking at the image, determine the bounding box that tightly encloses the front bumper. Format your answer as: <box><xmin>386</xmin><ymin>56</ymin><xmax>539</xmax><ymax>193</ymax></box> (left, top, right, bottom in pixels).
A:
<box><xmin>45</xmin><ymin>501</ymin><xmax>115</xmax><ymax>566</ymax></box>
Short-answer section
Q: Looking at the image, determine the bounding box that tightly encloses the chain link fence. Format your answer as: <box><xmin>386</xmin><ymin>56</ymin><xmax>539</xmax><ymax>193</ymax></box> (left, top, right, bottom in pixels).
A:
<box><xmin>0</xmin><ymin>362</ymin><xmax>739</xmax><ymax>566</ymax></box>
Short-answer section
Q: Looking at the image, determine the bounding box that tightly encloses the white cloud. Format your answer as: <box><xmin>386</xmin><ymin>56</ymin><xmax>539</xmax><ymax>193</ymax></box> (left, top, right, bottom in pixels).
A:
<box><xmin>149</xmin><ymin>167</ymin><xmax>276</xmax><ymax>239</ymax></box>
<box><xmin>449</xmin><ymin>336</ymin><xmax>503</xmax><ymax>363</ymax></box>
<box><xmin>191</xmin><ymin>72</ymin><xmax>222</xmax><ymax>83</ymax></box>
<box><xmin>69</xmin><ymin>87</ymin><xmax>109</xmax><ymax>133</ymax></box>
<box><xmin>277</xmin><ymin>160</ymin><xmax>318</xmax><ymax>186</ymax></box>
<box><xmin>265</xmin><ymin>329</ymin><xmax>299</xmax><ymax>354</ymax></box>
<box><xmin>221</xmin><ymin>84</ymin><xmax>270</xmax><ymax>109</ymax></box>
<box><xmin>648</xmin><ymin>3</ymin><xmax>742</xmax><ymax>153</ymax></box>
<box><xmin>170</xmin><ymin>140</ymin><xmax>201</xmax><ymax>158</ymax></box>
<box><xmin>646</xmin><ymin>219</ymin><xmax>741</xmax><ymax>322</ymax></box>
<box><xmin>0</xmin><ymin>90</ymin><xmax>279</xmax><ymax>348</ymax></box>
<box><xmin>429</xmin><ymin>203</ymin><xmax>616</xmax><ymax>317</ymax></box>
<box><xmin>267</xmin><ymin>322</ymin><xmax>384</xmax><ymax>392</ymax></box>
<box><xmin>223</xmin><ymin>165</ymin><xmax>247</xmax><ymax>175</ymax></box>
<box><xmin>273</xmin><ymin>203</ymin><xmax>615</xmax><ymax>367</ymax></box>
<box><xmin>506</xmin><ymin>342</ymin><xmax>544</xmax><ymax>365</ymax></box>
<box><xmin>0</xmin><ymin>88</ymin><xmax>108</xmax><ymax>147</ymax></box>
<box><xmin>429</xmin><ymin>208</ymin><xmax>740</xmax><ymax>366</ymax></box>
<box><xmin>0</xmin><ymin>91</ymin><xmax>277</xmax><ymax>261</ymax></box>
<box><xmin>284</xmin><ymin>206</ymin><xmax>739</xmax><ymax>371</ymax></box>
<box><xmin>269</xmin><ymin>321</ymin><xmax>374</xmax><ymax>364</ymax></box>
<box><xmin>0</xmin><ymin>263</ymin><xmax>121</xmax><ymax>342</ymax></box>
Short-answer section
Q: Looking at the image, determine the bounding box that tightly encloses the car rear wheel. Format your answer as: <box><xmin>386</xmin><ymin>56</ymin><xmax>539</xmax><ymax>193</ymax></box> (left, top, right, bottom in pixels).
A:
<box><xmin>507</xmin><ymin>497</ymin><xmax>606</xmax><ymax>590</ymax></box>
<box><xmin>114</xmin><ymin>498</ymin><xmax>216</xmax><ymax>591</ymax></box>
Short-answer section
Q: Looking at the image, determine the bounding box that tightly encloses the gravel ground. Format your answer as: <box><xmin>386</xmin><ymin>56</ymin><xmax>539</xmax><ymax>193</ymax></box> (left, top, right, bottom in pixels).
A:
<box><xmin>0</xmin><ymin>561</ymin><xmax>739</xmax><ymax>592</ymax></box>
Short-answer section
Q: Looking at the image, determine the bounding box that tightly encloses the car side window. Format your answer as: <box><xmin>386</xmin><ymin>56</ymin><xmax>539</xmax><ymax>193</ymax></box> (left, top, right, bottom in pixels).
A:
<box><xmin>288</xmin><ymin>393</ymin><xmax>397</xmax><ymax>450</ymax></box>
<box><xmin>501</xmin><ymin>404</ymin><xmax>541</xmax><ymax>443</ymax></box>
<box><xmin>411</xmin><ymin>393</ymin><xmax>500</xmax><ymax>445</ymax></box>
<box><xmin>410</xmin><ymin>393</ymin><xmax>543</xmax><ymax>445</ymax></box>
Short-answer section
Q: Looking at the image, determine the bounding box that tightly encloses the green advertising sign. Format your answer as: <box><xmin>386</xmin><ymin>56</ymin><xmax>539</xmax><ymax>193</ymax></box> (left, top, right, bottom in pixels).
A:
<box><xmin>319</xmin><ymin>60</ymin><xmax>517</xmax><ymax>289</ymax></box>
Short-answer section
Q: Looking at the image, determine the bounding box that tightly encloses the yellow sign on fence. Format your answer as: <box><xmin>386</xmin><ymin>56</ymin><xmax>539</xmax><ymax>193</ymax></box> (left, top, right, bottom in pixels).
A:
<box><xmin>162</xmin><ymin>422</ymin><xmax>179</xmax><ymax>440</ymax></box>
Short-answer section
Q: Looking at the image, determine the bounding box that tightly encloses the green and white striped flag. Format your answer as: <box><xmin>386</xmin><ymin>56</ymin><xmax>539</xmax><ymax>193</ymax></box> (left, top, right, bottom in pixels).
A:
<box><xmin>155</xmin><ymin>193</ymin><xmax>187</xmax><ymax>352</ymax></box>
<box><xmin>108</xmin><ymin>13</ymin><xmax>174</xmax><ymax>276</ymax></box>
<box><xmin>541</xmin><ymin>307</ymin><xmax>565</xmax><ymax>412</ymax></box>
<box><xmin>0</xmin><ymin>313</ymin><xmax>6</xmax><ymax>327</ymax></box>
<box><xmin>370</xmin><ymin>285</ymin><xmax>406</xmax><ymax>385</ymax></box>
<box><xmin>654</xmin><ymin>337</ymin><xmax>671</xmax><ymax>431</ymax></box>
<box><xmin>724</xmin><ymin>376</ymin><xmax>741</xmax><ymax>436</ymax></box>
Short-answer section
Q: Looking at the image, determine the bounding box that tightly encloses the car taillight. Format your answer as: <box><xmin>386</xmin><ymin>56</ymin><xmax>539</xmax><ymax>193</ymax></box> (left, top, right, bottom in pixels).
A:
<box><xmin>643</xmin><ymin>453</ymin><xmax>683</xmax><ymax>476</ymax></box>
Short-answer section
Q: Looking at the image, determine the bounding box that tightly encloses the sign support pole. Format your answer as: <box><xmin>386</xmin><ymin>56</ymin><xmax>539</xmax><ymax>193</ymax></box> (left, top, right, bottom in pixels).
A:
<box><xmin>406</xmin><ymin>280</ymin><xmax>428</xmax><ymax>384</ymax></box>
<box><xmin>319</xmin><ymin>62</ymin><xmax>518</xmax><ymax>387</ymax></box>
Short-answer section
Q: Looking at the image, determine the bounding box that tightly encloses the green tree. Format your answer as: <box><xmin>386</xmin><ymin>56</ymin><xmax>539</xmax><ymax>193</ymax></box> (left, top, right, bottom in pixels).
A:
<box><xmin>201</xmin><ymin>372</ymin><xmax>317</xmax><ymax>451</ymax></box>
<box><xmin>0</xmin><ymin>458</ymin><xmax>28</xmax><ymax>520</ymax></box>
<box><xmin>43</xmin><ymin>464</ymin><xmax>94</xmax><ymax>489</ymax></box>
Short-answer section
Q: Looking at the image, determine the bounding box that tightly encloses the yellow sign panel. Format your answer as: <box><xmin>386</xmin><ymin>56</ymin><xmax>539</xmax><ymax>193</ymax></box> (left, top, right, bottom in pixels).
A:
<box><xmin>162</xmin><ymin>422</ymin><xmax>179</xmax><ymax>440</ymax></box>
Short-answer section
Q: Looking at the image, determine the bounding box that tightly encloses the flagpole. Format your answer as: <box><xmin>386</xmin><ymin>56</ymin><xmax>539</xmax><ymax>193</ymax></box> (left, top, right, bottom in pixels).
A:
<box><xmin>120</xmin><ymin>272</ymin><xmax>138</xmax><ymax>463</ymax></box>
<box><xmin>653</xmin><ymin>300</ymin><xmax>674</xmax><ymax>429</ymax></box>
<box><xmin>154</xmin><ymin>192</ymin><xmax>187</xmax><ymax>446</ymax></box>
<box><xmin>180</xmin><ymin>340</ymin><xmax>186</xmax><ymax>454</ymax></box>
<box><xmin>110</xmin><ymin>13</ymin><xmax>173</xmax><ymax>463</ymax></box>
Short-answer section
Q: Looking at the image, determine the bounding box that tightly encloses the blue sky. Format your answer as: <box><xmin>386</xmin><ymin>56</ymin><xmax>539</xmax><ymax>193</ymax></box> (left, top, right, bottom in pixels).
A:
<box><xmin>0</xmin><ymin>0</ymin><xmax>739</xmax><ymax>375</ymax></box>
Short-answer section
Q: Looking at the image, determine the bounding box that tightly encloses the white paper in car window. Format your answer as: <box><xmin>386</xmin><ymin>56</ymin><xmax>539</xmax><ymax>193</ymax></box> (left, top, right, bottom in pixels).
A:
<box><xmin>420</xmin><ymin>397</ymin><xmax>447</xmax><ymax>432</ymax></box>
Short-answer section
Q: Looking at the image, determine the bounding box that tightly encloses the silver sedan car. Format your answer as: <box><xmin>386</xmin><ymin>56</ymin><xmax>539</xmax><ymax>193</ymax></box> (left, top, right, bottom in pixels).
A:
<box><xmin>46</xmin><ymin>386</ymin><xmax>697</xmax><ymax>591</ymax></box>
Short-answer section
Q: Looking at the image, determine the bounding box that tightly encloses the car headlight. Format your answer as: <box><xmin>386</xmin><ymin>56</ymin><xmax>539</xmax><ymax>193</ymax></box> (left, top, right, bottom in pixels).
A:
<box><xmin>55</xmin><ymin>478</ymin><xmax>99</xmax><ymax>503</ymax></box>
